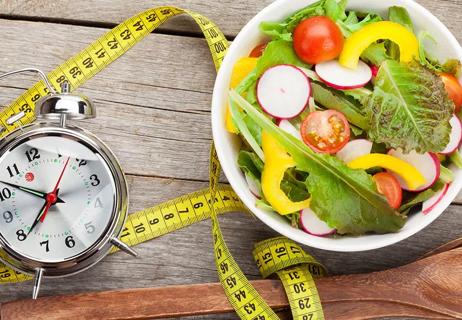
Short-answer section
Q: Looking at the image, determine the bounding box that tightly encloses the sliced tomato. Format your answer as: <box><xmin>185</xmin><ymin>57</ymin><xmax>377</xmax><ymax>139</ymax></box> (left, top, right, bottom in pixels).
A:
<box><xmin>293</xmin><ymin>16</ymin><xmax>344</xmax><ymax>64</ymax></box>
<box><xmin>373</xmin><ymin>172</ymin><xmax>403</xmax><ymax>209</ymax></box>
<box><xmin>441</xmin><ymin>73</ymin><xmax>462</xmax><ymax>113</ymax></box>
<box><xmin>300</xmin><ymin>110</ymin><xmax>350</xmax><ymax>154</ymax></box>
<box><xmin>249</xmin><ymin>43</ymin><xmax>267</xmax><ymax>58</ymax></box>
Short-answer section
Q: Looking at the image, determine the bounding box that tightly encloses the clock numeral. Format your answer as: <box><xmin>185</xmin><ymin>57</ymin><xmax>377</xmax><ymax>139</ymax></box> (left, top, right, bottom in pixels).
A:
<box><xmin>65</xmin><ymin>236</ymin><xmax>75</xmax><ymax>248</ymax></box>
<box><xmin>16</xmin><ymin>229</ymin><xmax>26</xmax><ymax>241</ymax></box>
<box><xmin>90</xmin><ymin>174</ymin><xmax>100</xmax><ymax>186</ymax></box>
<box><xmin>40</xmin><ymin>240</ymin><xmax>49</xmax><ymax>252</ymax></box>
<box><xmin>76</xmin><ymin>159</ymin><xmax>87</xmax><ymax>167</ymax></box>
<box><xmin>6</xmin><ymin>164</ymin><xmax>19</xmax><ymax>177</ymax></box>
<box><xmin>85</xmin><ymin>222</ymin><xmax>95</xmax><ymax>234</ymax></box>
<box><xmin>0</xmin><ymin>188</ymin><xmax>11</xmax><ymax>202</ymax></box>
<box><xmin>25</xmin><ymin>148</ymin><xmax>40</xmax><ymax>162</ymax></box>
<box><xmin>2</xmin><ymin>211</ymin><xmax>13</xmax><ymax>223</ymax></box>
<box><xmin>94</xmin><ymin>197</ymin><xmax>103</xmax><ymax>208</ymax></box>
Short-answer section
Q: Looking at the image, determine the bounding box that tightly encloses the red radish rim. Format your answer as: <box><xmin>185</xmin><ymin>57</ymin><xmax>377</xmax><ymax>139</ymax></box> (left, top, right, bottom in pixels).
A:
<box><xmin>299</xmin><ymin>209</ymin><xmax>336</xmax><ymax>237</ymax></box>
<box><xmin>423</xmin><ymin>183</ymin><xmax>450</xmax><ymax>215</ymax></box>
<box><xmin>387</xmin><ymin>150</ymin><xmax>441</xmax><ymax>192</ymax></box>
<box><xmin>440</xmin><ymin>115</ymin><xmax>462</xmax><ymax>155</ymax></box>
<box><xmin>370</xmin><ymin>64</ymin><xmax>379</xmax><ymax>78</ymax></box>
<box><xmin>315</xmin><ymin>60</ymin><xmax>372</xmax><ymax>90</ymax></box>
<box><xmin>257</xmin><ymin>64</ymin><xmax>311</xmax><ymax>120</ymax></box>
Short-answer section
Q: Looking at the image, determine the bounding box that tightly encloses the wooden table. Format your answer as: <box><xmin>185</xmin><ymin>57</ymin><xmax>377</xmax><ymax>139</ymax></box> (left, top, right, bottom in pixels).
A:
<box><xmin>0</xmin><ymin>0</ymin><xmax>460</xmax><ymax>319</ymax></box>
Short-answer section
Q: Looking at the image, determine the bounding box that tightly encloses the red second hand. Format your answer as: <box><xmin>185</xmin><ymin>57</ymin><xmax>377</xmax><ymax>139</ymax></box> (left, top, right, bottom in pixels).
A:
<box><xmin>40</xmin><ymin>157</ymin><xmax>70</xmax><ymax>223</ymax></box>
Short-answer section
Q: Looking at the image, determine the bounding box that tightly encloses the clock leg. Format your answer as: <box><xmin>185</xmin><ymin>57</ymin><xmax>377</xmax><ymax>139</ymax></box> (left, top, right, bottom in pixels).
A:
<box><xmin>32</xmin><ymin>268</ymin><xmax>44</xmax><ymax>299</ymax></box>
<box><xmin>110</xmin><ymin>237</ymin><xmax>138</xmax><ymax>257</ymax></box>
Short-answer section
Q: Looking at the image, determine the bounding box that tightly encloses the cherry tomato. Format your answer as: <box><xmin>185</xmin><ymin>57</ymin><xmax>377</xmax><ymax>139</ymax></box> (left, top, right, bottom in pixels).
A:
<box><xmin>249</xmin><ymin>43</ymin><xmax>267</xmax><ymax>58</ymax></box>
<box><xmin>293</xmin><ymin>16</ymin><xmax>344</xmax><ymax>65</ymax></box>
<box><xmin>300</xmin><ymin>110</ymin><xmax>350</xmax><ymax>154</ymax></box>
<box><xmin>441</xmin><ymin>73</ymin><xmax>462</xmax><ymax>113</ymax></box>
<box><xmin>373</xmin><ymin>172</ymin><xmax>403</xmax><ymax>209</ymax></box>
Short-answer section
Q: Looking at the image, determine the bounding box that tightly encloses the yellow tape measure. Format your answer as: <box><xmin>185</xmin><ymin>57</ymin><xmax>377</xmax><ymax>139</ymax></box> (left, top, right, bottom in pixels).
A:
<box><xmin>0</xmin><ymin>6</ymin><xmax>325</xmax><ymax>319</ymax></box>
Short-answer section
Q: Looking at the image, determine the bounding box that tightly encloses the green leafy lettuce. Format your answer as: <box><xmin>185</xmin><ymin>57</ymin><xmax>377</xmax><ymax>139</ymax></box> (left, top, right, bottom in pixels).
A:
<box><xmin>311</xmin><ymin>82</ymin><xmax>369</xmax><ymax>129</ymax></box>
<box><xmin>399</xmin><ymin>180</ymin><xmax>445</xmax><ymax>214</ymax></box>
<box><xmin>360</xmin><ymin>42</ymin><xmax>391</xmax><ymax>66</ymax></box>
<box><xmin>255</xmin><ymin>40</ymin><xmax>310</xmax><ymax>77</ymax></box>
<box><xmin>230</xmin><ymin>90</ymin><xmax>406</xmax><ymax>235</ymax></box>
<box><xmin>366</xmin><ymin>60</ymin><xmax>453</xmax><ymax>153</ymax></box>
<box><xmin>418</xmin><ymin>32</ymin><xmax>462</xmax><ymax>76</ymax></box>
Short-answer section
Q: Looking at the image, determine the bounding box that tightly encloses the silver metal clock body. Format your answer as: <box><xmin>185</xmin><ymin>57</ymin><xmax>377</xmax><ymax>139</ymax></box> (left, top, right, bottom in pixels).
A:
<box><xmin>0</xmin><ymin>122</ymin><xmax>129</xmax><ymax>277</ymax></box>
<box><xmin>0</xmin><ymin>69</ymin><xmax>137</xmax><ymax>299</ymax></box>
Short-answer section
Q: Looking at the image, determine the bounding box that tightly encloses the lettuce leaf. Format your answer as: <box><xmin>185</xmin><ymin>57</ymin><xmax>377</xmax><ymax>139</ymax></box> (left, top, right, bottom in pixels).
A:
<box><xmin>255</xmin><ymin>40</ymin><xmax>310</xmax><ymax>77</ymax></box>
<box><xmin>418</xmin><ymin>31</ymin><xmax>462</xmax><ymax>76</ymax></box>
<box><xmin>311</xmin><ymin>82</ymin><xmax>369</xmax><ymax>129</ymax></box>
<box><xmin>366</xmin><ymin>60</ymin><xmax>453</xmax><ymax>153</ymax></box>
<box><xmin>360</xmin><ymin>42</ymin><xmax>391</xmax><ymax>66</ymax></box>
<box><xmin>231</xmin><ymin>90</ymin><xmax>406</xmax><ymax>235</ymax></box>
<box><xmin>259</xmin><ymin>0</ymin><xmax>326</xmax><ymax>40</ymax></box>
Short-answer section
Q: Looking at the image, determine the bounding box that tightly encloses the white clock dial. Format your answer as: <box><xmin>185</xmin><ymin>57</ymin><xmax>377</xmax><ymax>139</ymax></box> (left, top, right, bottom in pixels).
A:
<box><xmin>0</xmin><ymin>135</ymin><xmax>116</xmax><ymax>263</ymax></box>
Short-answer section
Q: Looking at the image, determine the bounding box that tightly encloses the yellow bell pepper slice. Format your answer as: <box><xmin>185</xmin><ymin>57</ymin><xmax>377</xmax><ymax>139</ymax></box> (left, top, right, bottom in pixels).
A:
<box><xmin>347</xmin><ymin>154</ymin><xmax>426</xmax><ymax>190</ymax></box>
<box><xmin>339</xmin><ymin>21</ymin><xmax>419</xmax><ymax>69</ymax></box>
<box><xmin>261</xmin><ymin>131</ymin><xmax>311</xmax><ymax>215</ymax></box>
<box><xmin>225</xmin><ymin>57</ymin><xmax>258</xmax><ymax>133</ymax></box>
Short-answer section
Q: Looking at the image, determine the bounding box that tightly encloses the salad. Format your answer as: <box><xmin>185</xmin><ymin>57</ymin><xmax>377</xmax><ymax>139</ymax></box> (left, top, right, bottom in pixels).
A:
<box><xmin>226</xmin><ymin>0</ymin><xmax>462</xmax><ymax>237</ymax></box>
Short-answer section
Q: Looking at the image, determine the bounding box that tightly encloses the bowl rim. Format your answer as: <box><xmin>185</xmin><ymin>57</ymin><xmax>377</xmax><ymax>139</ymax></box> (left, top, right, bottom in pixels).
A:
<box><xmin>211</xmin><ymin>0</ymin><xmax>462</xmax><ymax>252</ymax></box>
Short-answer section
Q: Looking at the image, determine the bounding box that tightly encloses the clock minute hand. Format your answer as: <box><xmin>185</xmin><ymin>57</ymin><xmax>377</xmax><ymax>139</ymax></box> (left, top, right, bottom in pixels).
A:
<box><xmin>0</xmin><ymin>180</ymin><xmax>65</xmax><ymax>203</ymax></box>
<box><xmin>40</xmin><ymin>157</ymin><xmax>70</xmax><ymax>222</ymax></box>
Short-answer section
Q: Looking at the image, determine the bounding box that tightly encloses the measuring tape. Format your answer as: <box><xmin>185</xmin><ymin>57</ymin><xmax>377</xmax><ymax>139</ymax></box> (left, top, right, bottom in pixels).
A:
<box><xmin>0</xmin><ymin>6</ymin><xmax>325</xmax><ymax>319</ymax></box>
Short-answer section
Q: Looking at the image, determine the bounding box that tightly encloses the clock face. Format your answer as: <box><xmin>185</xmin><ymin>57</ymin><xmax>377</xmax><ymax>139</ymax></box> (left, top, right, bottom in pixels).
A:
<box><xmin>0</xmin><ymin>134</ymin><xmax>117</xmax><ymax>263</ymax></box>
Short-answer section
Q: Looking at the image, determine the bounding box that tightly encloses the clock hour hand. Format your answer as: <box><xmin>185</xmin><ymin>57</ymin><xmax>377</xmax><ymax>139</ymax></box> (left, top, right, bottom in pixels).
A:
<box><xmin>0</xmin><ymin>180</ymin><xmax>65</xmax><ymax>203</ymax></box>
<box><xmin>27</xmin><ymin>201</ymin><xmax>49</xmax><ymax>235</ymax></box>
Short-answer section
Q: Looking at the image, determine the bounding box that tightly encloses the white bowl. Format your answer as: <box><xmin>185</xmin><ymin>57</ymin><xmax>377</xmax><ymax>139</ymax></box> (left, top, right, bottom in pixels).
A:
<box><xmin>211</xmin><ymin>0</ymin><xmax>462</xmax><ymax>252</ymax></box>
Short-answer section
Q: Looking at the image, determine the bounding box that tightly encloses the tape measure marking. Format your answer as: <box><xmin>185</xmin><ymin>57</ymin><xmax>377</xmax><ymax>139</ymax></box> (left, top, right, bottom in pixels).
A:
<box><xmin>0</xmin><ymin>6</ymin><xmax>325</xmax><ymax>320</ymax></box>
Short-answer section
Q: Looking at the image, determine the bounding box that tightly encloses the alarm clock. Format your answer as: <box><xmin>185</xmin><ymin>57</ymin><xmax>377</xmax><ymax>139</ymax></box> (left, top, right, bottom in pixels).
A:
<box><xmin>0</xmin><ymin>68</ymin><xmax>137</xmax><ymax>299</ymax></box>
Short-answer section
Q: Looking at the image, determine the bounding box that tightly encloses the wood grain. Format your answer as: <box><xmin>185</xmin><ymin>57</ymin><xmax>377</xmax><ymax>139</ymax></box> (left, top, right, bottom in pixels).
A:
<box><xmin>0</xmin><ymin>0</ymin><xmax>461</xmax><ymax>41</ymax></box>
<box><xmin>0</xmin><ymin>1</ymin><xmax>459</xmax><ymax>319</ymax></box>
<box><xmin>2</xmin><ymin>247</ymin><xmax>461</xmax><ymax>319</ymax></box>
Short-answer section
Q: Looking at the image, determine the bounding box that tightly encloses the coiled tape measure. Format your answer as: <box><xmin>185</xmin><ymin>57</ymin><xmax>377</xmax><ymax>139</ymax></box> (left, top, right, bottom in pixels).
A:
<box><xmin>0</xmin><ymin>6</ymin><xmax>326</xmax><ymax>319</ymax></box>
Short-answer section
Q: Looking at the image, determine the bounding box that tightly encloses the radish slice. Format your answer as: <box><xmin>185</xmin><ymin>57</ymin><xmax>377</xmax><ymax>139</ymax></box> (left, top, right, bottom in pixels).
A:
<box><xmin>278</xmin><ymin>120</ymin><xmax>301</xmax><ymax>139</ymax></box>
<box><xmin>245</xmin><ymin>173</ymin><xmax>261</xmax><ymax>199</ymax></box>
<box><xmin>440</xmin><ymin>115</ymin><xmax>462</xmax><ymax>155</ymax></box>
<box><xmin>336</xmin><ymin>139</ymin><xmax>373</xmax><ymax>163</ymax></box>
<box><xmin>300</xmin><ymin>208</ymin><xmax>336</xmax><ymax>237</ymax></box>
<box><xmin>257</xmin><ymin>64</ymin><xmax>310</xmax><ymax>119</ymax></box>
<box><xmin>388</xmin><ymin>149</ymin><xmax>440</xmax><ymax>192</ymax></box>
<box><xmin>315</xmin><ymin>60</ymin><xmax>372</xmax><ymax>90</ymax></box>
<box><xmin>422</xmin><ymin>183</ymin><xmax>450</xmax><ymax>215</ymax></box>
<box><xmin>370</xmin><ymin>65</ymin><xmax>379</xmax><ymax>78</ymax></box>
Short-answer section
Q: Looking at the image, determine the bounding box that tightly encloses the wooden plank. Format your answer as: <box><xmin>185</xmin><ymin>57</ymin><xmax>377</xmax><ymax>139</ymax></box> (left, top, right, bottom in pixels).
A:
<box><xmin>0</xmin><ymin>0</ymin><xmax>461</xmax><ymax>40</ymax></box>
<box><xmin>3</xmin><ymin>245</ymin><xmax>462</xmax><ymax>320</ymax></box>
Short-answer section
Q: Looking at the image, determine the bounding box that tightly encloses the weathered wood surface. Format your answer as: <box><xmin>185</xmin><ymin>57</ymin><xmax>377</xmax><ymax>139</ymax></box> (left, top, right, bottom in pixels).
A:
<box><xmin>3</xmin><ymin>247</ymin><xmax>462</xmax><ymax>319</ymax></box>
<box><xmin>0</xmin><ymin>0</ymin><xmax>459</xmax><ymax>319</ymax></box>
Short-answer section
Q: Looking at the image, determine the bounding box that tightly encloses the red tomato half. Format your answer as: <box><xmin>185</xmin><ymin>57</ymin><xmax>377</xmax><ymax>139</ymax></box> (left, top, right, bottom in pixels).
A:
<box><xmin>293</xmin><ymin>16</ymin><xmax>344</xmax><ymax>65</ymax></box>
<box><xmin>441</xmin><ymin>73</ymin><xmax>462</xmax><ymax>113</ymax></box>
<box><xmin>373</xmin><ymin>172</ymin><xmax>403</xmax><ymax>209</ymax></box>
<box><xmin>300</xmin><ymin>110</ymin><xmax>350</xmax><ymax>154</ymax></box>
<box><xmin>249</xmin><ymin>43</ymin><xmax>267</xmax><ymax>58</ymax></box>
